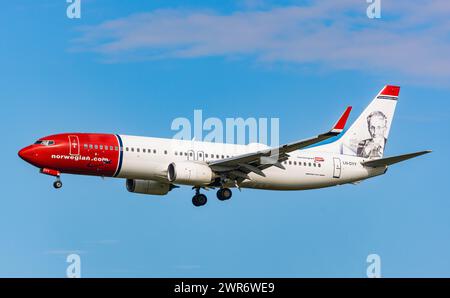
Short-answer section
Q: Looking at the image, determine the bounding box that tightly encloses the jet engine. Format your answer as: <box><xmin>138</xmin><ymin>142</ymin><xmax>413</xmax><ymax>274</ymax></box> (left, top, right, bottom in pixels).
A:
<box><xmin>126</xmin><ymin>179</ymin><xmax>172</xmax><ymax>196</ymax></box>
<box><xmin>167</xmin><ymin>161</ymin><xmax>214</xmax><ymax>185</ymax></box>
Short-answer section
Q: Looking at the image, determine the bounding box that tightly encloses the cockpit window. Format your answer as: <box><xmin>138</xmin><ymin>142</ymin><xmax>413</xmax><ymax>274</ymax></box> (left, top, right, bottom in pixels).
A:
<box><xmin>34</xmin><ymin>140</ymin><xmax>55</xmax><ymax>146</ymax></box>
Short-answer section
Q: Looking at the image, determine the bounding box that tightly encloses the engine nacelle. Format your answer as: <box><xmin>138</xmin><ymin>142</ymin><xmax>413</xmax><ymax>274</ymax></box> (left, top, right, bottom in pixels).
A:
<box><xmin>126</xmin><ymin>179</ymin><xmax>171</xmax><ymax>196</ymax></box>
<box><xmin>167</xmin><ymin>161</ymin><xmax>214</xmax><ymax>185</ymax></box>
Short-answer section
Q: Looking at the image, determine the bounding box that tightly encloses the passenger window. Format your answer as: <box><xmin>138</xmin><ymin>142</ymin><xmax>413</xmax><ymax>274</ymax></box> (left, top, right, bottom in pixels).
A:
<box><xmin>164</xmin><ymin>150</ymin><xmax>168</xmax><ymax>155</ymax></box>
<box><xmin>313</xmin><ymin>163</ymin><xmax>316</xmax><ymax>167</ymax></box>
<box><xmin>89</xmin><ymin>144</ymin><xmax>93</xmax><ymax>149</ymax></box>
<box><xmin>100</xmin><ymin>145</ymin><xmax>103</xmax><ymax>150</ymax></box>
<box><xmin>137</xmin><ymin>148</ymin><xmax>140</xmax><ymax>153</ymax></box>
<box><xmin>318</xmin><ymin>164</ymin><xmax>321</xmax><ymax>168</ymax></box>
<box><xmin>308</xmin><ymin>163</ymin><xmax>311</xmax><ymax>167</ymax></box>
<box><xmin>115</xmin><ymin>146</ymin><xmax>119</xmax><ymax>151</ymax></box>
<box><xmin>154</xmin><ymin>150</ymin><xmax>157</xmax><ymax>154</ymax></box>
<box><xmin>94</xmin><ymin>145</ymin><xmax>98</xmax><ymax>149</ymax></box>
<box><xmin>110</xmin><ymin>146</ymin><xmax>113</xmax><ymax>150</ymax></box>
<box><xmin>105</xmin><ymin>146</ymin><xmax>108</xmax><ymax>150</ymax></box>
<box><xmin>131</xmin><ymin>148</ymin><xmax>134</xmax><ymax>152</ymax></box>
<box><xmin>84</xmin><ymin>144</ymin><xmax>88</xmax><ymax>149</ymax></box>
<box><xmin>126</xmin><ymin>147</ymin><xmax>129</xmax><ymax>151</ymax></box>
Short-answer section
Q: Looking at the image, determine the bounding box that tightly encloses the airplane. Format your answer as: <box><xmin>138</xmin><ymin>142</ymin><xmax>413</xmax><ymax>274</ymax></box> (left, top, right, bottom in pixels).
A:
<box><xmin>18</xmin><ymin>85</ymin><xmax>431</xmax><ymax>207</ymax></box>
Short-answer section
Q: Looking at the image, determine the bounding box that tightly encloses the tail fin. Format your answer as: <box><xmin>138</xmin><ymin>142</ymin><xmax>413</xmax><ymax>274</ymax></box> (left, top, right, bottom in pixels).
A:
<box><xmin>319</xmin><ymin>85</ymin><xmax>400</xmax><ymax>159</ymax></box>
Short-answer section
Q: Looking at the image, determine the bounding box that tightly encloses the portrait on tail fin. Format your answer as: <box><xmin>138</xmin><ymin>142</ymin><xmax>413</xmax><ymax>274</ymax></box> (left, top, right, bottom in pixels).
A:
<box><xmin>356</xmin><ymin>111</ymin><xmax>387</xmax><ymax>159</ymax></box>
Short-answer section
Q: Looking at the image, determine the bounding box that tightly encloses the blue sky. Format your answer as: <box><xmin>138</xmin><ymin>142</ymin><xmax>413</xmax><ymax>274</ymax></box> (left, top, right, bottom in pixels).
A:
<box><xmin>1</xmin><ymin>0</ymin><xmax>450</xmax><ymax>277</ymax></box>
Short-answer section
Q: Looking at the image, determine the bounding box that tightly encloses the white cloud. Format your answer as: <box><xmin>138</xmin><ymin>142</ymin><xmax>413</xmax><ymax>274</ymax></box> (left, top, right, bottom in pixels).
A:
<box><xmin>72</xmin><ymin>0</ymin><xmax>450</xmax><ymax>84</ymax></box>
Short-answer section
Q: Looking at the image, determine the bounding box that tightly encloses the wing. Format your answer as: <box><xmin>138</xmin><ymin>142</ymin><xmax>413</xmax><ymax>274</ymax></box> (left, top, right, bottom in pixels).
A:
<box><xmin>208</xmin><ymin>106</ymin><xmax>352</xmax><ymax>185</ymax></box>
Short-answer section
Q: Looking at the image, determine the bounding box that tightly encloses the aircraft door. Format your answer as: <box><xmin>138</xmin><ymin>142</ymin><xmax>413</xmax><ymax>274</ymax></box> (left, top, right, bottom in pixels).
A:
<box><xmin>187</xmin><ymin>150</ymin><xmax>195</xmax><ymax>161</ymax></box>
<box><xmin>333</xmin><ymin>157</ymin><xmax>341</xmax><ymax>178</ymax></box>
<box><xmin>68</xmin><ymin>135</ymin><xmax>80</xmax><ymax>156</ymax></box>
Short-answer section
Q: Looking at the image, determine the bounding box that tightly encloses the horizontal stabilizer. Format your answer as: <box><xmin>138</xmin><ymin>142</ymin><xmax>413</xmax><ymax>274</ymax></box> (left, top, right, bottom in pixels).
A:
<box><xmin>362</xmin><ymin>150</ymin><xmax>432</xmax><ymax>168</ymax></box>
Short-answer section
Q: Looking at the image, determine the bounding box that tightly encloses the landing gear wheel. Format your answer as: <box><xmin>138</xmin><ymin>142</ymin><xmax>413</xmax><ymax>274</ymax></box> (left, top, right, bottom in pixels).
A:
<box><xmin>192</xmin><ymin>194</ymin><xmax>207</xmax><ymax>207</ymax></box>
<box><xmin>217</xmin><ymin>188</ymin><xmax>232</xmax><ymax>201</ymax></box>
<box><xmin>53</xmin><ymin>180</ymin><xmax>62</xmax><ymax>189</ymax></box>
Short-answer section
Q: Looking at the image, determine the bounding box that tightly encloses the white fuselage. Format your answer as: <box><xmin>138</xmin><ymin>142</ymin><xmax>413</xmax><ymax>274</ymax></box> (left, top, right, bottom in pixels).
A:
<box><xmin>115</xmin><ymin>135</ymin><xmax>386</xmax><ymax>190</ymax></box>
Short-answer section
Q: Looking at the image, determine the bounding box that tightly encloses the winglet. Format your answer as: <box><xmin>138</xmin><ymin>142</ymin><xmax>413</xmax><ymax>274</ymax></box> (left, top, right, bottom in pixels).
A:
<box><xmin>330</xmin><ymin>106</ymin><xmax>352</xmax><ymax>134</ymax></box>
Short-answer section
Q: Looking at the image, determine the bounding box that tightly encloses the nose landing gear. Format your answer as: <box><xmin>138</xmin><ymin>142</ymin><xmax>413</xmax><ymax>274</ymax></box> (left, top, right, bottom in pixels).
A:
<box><xmin>53</xmin><ymin>178</ymin><xmax>63</xmax><ymax>189</ymax></box>
<box><xmin>40</xmin><ymin>168</ymin><xmax>62</xmax><ymax>189</ymax></box>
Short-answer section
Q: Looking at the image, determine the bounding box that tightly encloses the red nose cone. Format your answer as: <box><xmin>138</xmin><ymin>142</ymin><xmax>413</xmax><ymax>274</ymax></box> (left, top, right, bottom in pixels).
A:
<box><xmin>18</xmin><ymin>147</ymin><xmax>27</xmax><ymax>160</ymax></box>
<box><xmin>18</xmin><ymin>146</ymin><xmax>35</xmax><ymax>163</ymax></box>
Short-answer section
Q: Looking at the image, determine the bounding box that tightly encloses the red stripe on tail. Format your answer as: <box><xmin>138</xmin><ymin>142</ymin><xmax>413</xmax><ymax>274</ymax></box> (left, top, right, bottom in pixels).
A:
<box><xmin>380</xmin><ymin>85</ymin><xmax>400</xmax><ymax>97</ymax></box>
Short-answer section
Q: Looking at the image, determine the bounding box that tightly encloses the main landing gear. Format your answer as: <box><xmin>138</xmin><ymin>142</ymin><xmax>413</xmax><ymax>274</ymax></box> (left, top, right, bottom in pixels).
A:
<box><xmin>217</xmin><ymin>188</ymin><xmax>233</xmax><ymax>201</ymax></box>
<box><xmin>192</xmin><ymin>187</ymin><xmax>233</xmax><ymax>207</ymax></box>
<box><xmin>192</xmin><ymin>188</ymin><xmax>207</xmax><ymax>207</ymax></box>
